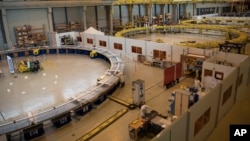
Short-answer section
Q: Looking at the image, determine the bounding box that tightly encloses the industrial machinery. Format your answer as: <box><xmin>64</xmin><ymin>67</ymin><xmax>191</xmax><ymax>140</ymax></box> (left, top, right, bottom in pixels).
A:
<box><xmin>60</xmin><ymin>35</ymin><xmax>74</xmax><ymax>45</ymax></box>
<box><xmin>90</xmin><ymin>50</ymin><xmax>97</xmax><ymax>58</ymax></box>
<box><xmin>129</xmin><ymin>108</ymin><xmax>171</xmax><ymax>140</ymax></box>
<box><xmin>17</xmin><ymin>60</ymin><xmax>41</xmax><ymax>73</ymax></box>
<box><xmin>132</xmin><ymin>79</ymin><xmax>145</xmax><ymax>107</ymax></box>
<box><xmin>33</xmin><ymin>48</ymin><xmax>40</xmax><ymax>56</ymax></box>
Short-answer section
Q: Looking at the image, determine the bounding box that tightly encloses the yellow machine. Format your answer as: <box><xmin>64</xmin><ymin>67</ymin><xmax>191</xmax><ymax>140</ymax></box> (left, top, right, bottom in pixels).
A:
<box><xmin>90</xmin><ymin>50</ymin><xmax>97</xmax><ymax>58</ymax></box>
<box><xmin>33</xmin><ymin>48</ymin><xmax>40</xmax><ymax>56</ymax></box>
<box><xmin>17</xmin><ymin>60</ymin><xmax>41</xmax><ymax>73</ymax></box>
<box><xmin>17</xmin><ymin>60</ymin><xmax>29</xmax><ymax>73</ymax></box>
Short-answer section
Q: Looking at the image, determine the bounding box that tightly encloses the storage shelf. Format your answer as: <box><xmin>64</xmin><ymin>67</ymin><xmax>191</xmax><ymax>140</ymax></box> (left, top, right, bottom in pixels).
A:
<box><xmin>15</xmin><ymin>24</ymin><xmax>47</xmax><ymax>48</ymax></box>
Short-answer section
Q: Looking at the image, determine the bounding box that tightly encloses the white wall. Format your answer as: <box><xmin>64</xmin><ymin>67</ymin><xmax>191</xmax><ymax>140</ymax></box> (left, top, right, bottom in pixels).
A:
<box><xmin>153</xmin><ymin>127</ymin><xmax>171</xmax><ymax>141</ymax></box>
<box><xmin>188</xmin><ymin>84</ymin><xmax>221</xmax><ymax>141</ymax></box>
<box><xmin>145</xmin><ymin>41</ymin><xmax>172</xmax><ymax>61</ymax></box>
<box><xmin>95</xmin><ymin>34</ymin><xmax>108</xmax><ymax>49</ymax></box>
<box><xmin>218</xmin><ymin>52</ymin><xmax>249</xmax><ymax>67</ymax></box>
<box><xmin>170</xmin><ymin>112</ymin><xmax>189</xmax><ymax>141</ymax></box>
<box><xmin>172</xmin><ymin>45</ymin><xmax>186</xmax><ymax>62</ymax></box>
<box><xmin>109</xmin><ymin>36</ymin><xmax>126</xmax><ymax>56</ymax></box>
<box><xmin>125</xmin><ymin>38</ymin><xmax>146</xmax><ymax>59</ymax></box>
<box><xmin>236</xmin><ymin>57</ymin><xmax>250</xmax><ymax>99</ymax></box>
<box><xmin>201</xmin><ymin>61</ymin><xmax>220</xmax><ymax>89</ymax></box>
<box><xmin>202</xmin><ymin>61</ymin><xmax>236</xmax><ymax>82</ymax></box>
<box><xmin>188</xmin><ymin>47</ymin><xmax>205</xmax><ymax>55</ymax></box>
<box><xmin>82</xmin><ymin>33</ymin><xmax>95</xmax><ymax>47</ymax></box>
<box><xmin>217</xmin><ymin>68</ymin><xmax>238</xmax><ymax>122</ymax></box>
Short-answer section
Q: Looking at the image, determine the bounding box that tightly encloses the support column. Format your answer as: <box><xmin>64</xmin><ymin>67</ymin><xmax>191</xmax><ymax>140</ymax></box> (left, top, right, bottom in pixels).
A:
<box><xmin>82</xmin><ymin>6</ymin><xmax>87</xmax><ymax>30</ymax></box>
<box><xmin>217</xmin><ymin>6</ymin><xmax>222</xmax><ymax>15</ymax></box>
<box><xmin>95</xmin><ymin>6</ymin><xmax>98</xmax><ymax>29</ymax></box>
<box><xmin>146</xmin><ymin>4</ymin><xmax>152</xmax><ymax>24</ymax></box>
<box><xmin>193</xmin><ymin>3</ymin><xmax>197</xmax><ymax>16</ymax></box>
<box><xmin>119</xmin><ymin>5</ymin><xmax>122</xmax><ymax>24</ymax></box>
<box><xmin>128</xmin><ymin>4</ymin><xmax>134</xmax><ymax>26</ymax></box>
<box><xmin>172</xmin><ymin>4</ymin><xmax>177</xmax><ymax>24</ymax></box>
<box><xmin>138</xmin><ymin>4</ymin><xmax>141</xmax><ymax>17</ymax></box>
<box><xmin>47</xmin><ymin>7</ymin><xmax>53</xmax><ymax>32</ymax></box>
<box><xmin>1</xmin><ymin>9</ymin><xmax>12</xmax><ymax>49</ymax></box>
<box><xmin>183</xmin><ymin>3</ymin><xmax>187</xmax><ymax>19</ymax></box>
<box><xmin>161</xmin><ymin>4</ymin><xmax>166</xmax><ymax>24</ymax></box>
<box><xmin>107</xmin><ymin>5</ymin><xmax>113</xmax><ymax>35</ymax></box>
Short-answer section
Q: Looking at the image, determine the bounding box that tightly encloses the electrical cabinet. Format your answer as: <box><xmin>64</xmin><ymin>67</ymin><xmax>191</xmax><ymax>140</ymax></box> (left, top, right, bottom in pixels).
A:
<box><xmin>168</xmin><ymin>89</ymin><xmax>199</xmax><ymax>116</ymax></box>
<box><xmin>132</xmin><ymin>79</ymin><xmax>145</xmax><ymax>106</ymax></box>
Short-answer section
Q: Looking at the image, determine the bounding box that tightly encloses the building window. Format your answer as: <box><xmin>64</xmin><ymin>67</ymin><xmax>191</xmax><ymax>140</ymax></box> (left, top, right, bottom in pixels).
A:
<box><xmin>114</xmin><ymin>43</ymin><xmax>123</xmax><ymax>50</ymax></box>
<box><xmin>99</xmin><ymin>40</ymin><xmax>107</xmax><ymax>47</ymax></box>
<box><xmin>194</xmin><ymin>107</ymin><xmax>211</xmax><ymax>136</ymax></box>
<box><xmin>131</xmin><ymin>46</ymin><xmax>142</xmax><ymax>54</ymax></box>
<box><xmin>153</xmin><ymin>49</ymin><xmax>166</xmax><ymax>59</ymax></box>
<box><xmin>222</xmin><ymin>85</ymin><xmax>232</xmax><ymax>106</ymax></box>
<box><xmin>87</xmin><ymin>38</ymin><xmax>93</xmax><ymax>44</ymax></box>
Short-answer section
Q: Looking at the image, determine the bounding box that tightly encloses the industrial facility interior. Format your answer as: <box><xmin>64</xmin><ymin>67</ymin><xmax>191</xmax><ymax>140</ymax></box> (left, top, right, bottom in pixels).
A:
<box><xmin>0</xmin><ymin>0</ymin><xmax>249</xmax><ymax>141</ymax></box>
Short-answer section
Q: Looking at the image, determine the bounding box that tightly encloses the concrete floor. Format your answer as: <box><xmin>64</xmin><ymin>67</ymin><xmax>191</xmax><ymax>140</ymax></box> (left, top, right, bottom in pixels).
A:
<box><xmin>0</xmin><ymin>54</ymin><xmax>109</xmax><ymax>123</ymax></box>
<box><xmin>0</xmin><ymin>33</ymin><xmax>249</xmax><ymax>141</ymax></box>
<box><xmin>34</xmin><ymin>58</ymin><xmax>196</xmax><ymax>141</ymax></box>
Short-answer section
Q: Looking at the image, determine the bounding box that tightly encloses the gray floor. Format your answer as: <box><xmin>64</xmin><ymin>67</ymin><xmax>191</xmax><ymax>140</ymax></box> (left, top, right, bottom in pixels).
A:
<box><xmin>0</xmin><ymin>33</ymin><xmax>249</xmax><ymax>141</ymax></box>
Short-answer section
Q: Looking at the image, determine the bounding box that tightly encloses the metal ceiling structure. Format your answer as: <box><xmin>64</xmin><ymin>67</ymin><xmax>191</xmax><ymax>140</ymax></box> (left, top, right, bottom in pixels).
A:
<box><xmin>0</xmin><ymin>0</ymin><xmax>248</xmax><ymax>9</ymax></box>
